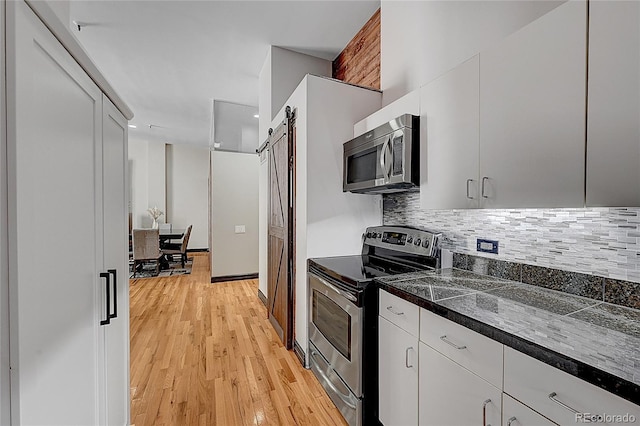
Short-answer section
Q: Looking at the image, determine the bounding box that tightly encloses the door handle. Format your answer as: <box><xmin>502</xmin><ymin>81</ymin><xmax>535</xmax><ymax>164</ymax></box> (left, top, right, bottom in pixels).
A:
<box><xmin>405</xmin><ymin>347</ymin><xmax>414</xmax><ymax>368</ymax></box>
<box><xmin>99</xmin><ymin>272</ymin><xmax>110</xmax><ymax>326</ymax></box>
<box><xmin>482</xmin><ymin>399</ymin><xmax>492</xmax><ymax>426</ymax></box>
<box><xmin>108</xmin><ymin>269</ymin><xmax>117</xmax><ymax>319</ymax></box>
<box><xmin>466</xmin><ymin>179</ymin><xmax>474</xmax><ymax>199</ymax></box>
<box><xmin>481</xmin><ymin>176</ymin><xmax>489</xmax><ymax>198</ymax></box>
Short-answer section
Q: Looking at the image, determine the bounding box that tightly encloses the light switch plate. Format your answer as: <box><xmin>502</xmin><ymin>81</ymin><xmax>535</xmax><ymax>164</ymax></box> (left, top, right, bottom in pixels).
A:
<box><xmin>235</xmin><ymin>225</ymin><xmax>246</xmax><ymax>234</ymax></box>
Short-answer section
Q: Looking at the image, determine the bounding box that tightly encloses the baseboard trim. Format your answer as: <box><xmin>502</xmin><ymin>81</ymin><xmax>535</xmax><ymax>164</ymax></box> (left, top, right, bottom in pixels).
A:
<box><xmin>187</xmin><ymin>248</ymin><xmax>209</xmax><ymax>253</ymax></box>
<box><xmin>294</xmin><ymin>340</ymin><xmax>307</xmax><ymax>368</ymax></box>
<box><xmin>257</xmin><ymin>289</ymin><xmax>267</xmax><ymax>306</ymax></box>
<box><xmin>211</xmin><ymin>273</ymin><xmax>259</xmax><ymax>283</ymax></box>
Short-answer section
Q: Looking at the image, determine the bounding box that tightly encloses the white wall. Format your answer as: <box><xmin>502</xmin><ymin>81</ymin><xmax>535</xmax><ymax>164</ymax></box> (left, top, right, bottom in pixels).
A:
<box><xmin>128</xmin><ymin>138</ymin><xmax>168</xmax><ymax>229</ymax></box>
<box><xmin>258</xmin><ymin>46</ymin><xmax>331</xmax><ymax>143</ymax></box>
<box><xmin>258</xmin><ymin>151</ymin><xmax>268</xmax><ymax>297</ymax></box>
<box><xmin>380</xmin><ymin>0</ymin><xmax>564</xmax><ymax>105</ymax></box>
<box><xmin>270</xmin><ymin>75</ymin><xmax>382</xmax><ymax>361</ymax></box>
<box><xmin>128</xmin><ymin>138</ymin><xmax>150</xmax><ymax>228</ymax></box>
<box><xmin>257</xmin><ymin>46</ymin><xmax>331</xmax><ymax>297</ymax></box>
<box><xmin>147</xmin><ymin>142</ymin><xmax>165</xmax><ymax>212</ymax></box>
<box><xmin>211</xmin><ymin>151</ymin><xmax>259</xmax><ymax>278</ymax></box>
<box><xmin>166</xmin><ymin>144</ymin><xmax>210</xmax><ymax>250</ymax></box>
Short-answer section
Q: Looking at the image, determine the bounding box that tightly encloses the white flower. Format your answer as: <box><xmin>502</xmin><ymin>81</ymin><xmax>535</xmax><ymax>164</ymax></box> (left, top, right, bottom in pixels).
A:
<box><xmin>147</xmin><ymin>206</ymin><xmax>164</xmax><ymax>220</ymax></box>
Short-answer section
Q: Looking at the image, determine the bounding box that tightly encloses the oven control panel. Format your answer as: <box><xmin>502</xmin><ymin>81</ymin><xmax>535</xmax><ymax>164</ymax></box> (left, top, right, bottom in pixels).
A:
<box><xmin>363</xmin><ymin>226</ymin><xmax>441</xmax><ymax>258</ymax></box>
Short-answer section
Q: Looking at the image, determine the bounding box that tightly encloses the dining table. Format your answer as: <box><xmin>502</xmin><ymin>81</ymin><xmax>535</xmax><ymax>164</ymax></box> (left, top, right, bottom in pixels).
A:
<box><xmin>158</xmin><ymin>228</ymin><xmax>185</xmax><ymax>247</ymax></box>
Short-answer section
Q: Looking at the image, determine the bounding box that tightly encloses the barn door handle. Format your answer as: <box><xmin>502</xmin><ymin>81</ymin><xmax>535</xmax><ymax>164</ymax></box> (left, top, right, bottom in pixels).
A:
<box><xmin>108</xmin><ymin>269</ymin><xmax>117</xmax><ymax>319</ymax></box>
<box><xmin>99</xmin><ymin>273</ymin><xmax>110</xmax><ymax>326</ymax></box>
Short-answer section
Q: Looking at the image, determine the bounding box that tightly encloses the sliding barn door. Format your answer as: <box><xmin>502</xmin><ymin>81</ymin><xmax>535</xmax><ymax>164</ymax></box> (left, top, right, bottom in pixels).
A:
<box><xmin>267</xmin><ymin>108</ymin><xmax>293</xmax><ymax>348</ymax></box>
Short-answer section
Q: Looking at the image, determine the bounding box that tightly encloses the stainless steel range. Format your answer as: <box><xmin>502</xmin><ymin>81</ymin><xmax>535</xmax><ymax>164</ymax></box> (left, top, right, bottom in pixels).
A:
<box><xmin>308</xmin><ymin>225</ymin><xmax>441</xmax><ymax>426</ymax></box>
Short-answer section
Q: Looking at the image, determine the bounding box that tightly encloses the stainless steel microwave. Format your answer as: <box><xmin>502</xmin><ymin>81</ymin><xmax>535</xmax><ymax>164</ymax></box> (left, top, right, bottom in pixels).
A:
<box><xmin>343</xmin><ymin>114</ymin><xmax>419</xmax><ymax>194</ymax></box>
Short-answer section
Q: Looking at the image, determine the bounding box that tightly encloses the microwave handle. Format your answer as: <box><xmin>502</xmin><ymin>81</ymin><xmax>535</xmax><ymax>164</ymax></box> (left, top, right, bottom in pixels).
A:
<box><xmin>380</xmin><ymin>137</ymin><xmax>392</xmax><ymax>182</ymax></box>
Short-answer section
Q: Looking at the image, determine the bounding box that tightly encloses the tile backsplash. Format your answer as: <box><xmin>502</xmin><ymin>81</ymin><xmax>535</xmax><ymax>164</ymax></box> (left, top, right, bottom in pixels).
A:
<box><xmin>383</xmin><ymin>192</ymin><xmax>640</xmax><ymax>284</ymax></box>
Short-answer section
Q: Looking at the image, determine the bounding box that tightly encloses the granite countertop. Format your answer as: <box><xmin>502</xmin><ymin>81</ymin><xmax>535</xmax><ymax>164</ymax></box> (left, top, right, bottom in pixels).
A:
<box><xmin>376</xmin><ymin>268</ymin><xmax>640</xmax><ymax>405</ymax></box>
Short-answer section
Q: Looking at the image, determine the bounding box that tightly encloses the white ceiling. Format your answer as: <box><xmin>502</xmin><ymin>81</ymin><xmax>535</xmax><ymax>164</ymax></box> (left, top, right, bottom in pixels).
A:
<box><xmin>70</xmin><ymin>0</ymin><xmax>380</xmax><ymax>147</ymax></box>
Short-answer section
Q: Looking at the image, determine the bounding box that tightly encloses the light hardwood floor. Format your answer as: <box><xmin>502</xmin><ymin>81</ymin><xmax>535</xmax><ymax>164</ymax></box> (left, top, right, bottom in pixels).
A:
<box><xmin>130</xmin><ymin>252</ymin><xmax>348</xmax><ymax>426</ymax></box>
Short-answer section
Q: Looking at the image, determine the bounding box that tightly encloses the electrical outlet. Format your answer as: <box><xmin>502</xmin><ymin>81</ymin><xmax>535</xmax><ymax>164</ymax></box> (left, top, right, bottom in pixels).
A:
<box><xmin>477</xmin><ymin>238</ymin><xmax>499</xmax><ymax>254</ymax></box>
<box><xmin>235</xmin><ymin>225</ymin><xmax>246</xmax><ymax>234</ymax></box>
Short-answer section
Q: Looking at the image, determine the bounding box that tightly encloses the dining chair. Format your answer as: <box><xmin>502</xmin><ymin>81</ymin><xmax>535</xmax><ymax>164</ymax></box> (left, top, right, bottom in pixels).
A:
<box><xmin>163</xmin><ymin>225</ymin><xmax>192</xmax><ymax>268</ymax></box>
<box><xmin>132</xmin><ymin>228</ymin><xmax>163</xmax><ymax>277</ymax></box>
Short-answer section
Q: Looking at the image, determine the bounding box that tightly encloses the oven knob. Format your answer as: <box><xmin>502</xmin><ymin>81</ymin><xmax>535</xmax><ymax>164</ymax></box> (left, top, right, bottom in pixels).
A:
<box><xmin>377</xmin><ymin>233</ymin><xmax>382</xmax><ymax>238</ymax></box>
<box><xmin>407</xmin><ymin>236</ymin><xmax>413</xmax><ymax>244</ymax></box>
<box><xmin>414</xmin><ymin>238</ymin><xmax>421</xmax><ymax>246</ymax></box>
<box><xmin>366</xmin><ymin>232</ymin><xmax>373</xmax><ymax>238</ymax></box>
<box><xmin>422</xmin><ymin>239</ymin><xmax>430</xmax><ymax>248</ymax></box>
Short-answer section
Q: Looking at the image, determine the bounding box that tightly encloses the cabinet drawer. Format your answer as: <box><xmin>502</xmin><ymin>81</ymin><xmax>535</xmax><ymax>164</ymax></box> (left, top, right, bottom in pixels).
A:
<box><xmin>420</xmin><ymin>308</ymin><xmax>503</xmax><ymax>388</ymax></box>
<box><xmin>379</xmin><ymin>290</ymin><xmax>420</xmax><ymax>337</ymax></box>
<box><xmin>503</xmin><ymin>394</ymin><xmax>557</xmax><ymax>426</ymax></box>
<box><xmin>504</xmin><ymin>347</ymin><xmax>640</xmax><ymax>425</ymax></box>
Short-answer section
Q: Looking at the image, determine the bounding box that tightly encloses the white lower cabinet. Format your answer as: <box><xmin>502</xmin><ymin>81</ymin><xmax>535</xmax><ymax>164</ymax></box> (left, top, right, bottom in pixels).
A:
<box><xmin>502</xmin><ymin>394</ymin><xmax>557</xmax><ymax>426</ymax></box>
<box><xmin>504</xmin><ymin>347</ymin><xmax>640</xmax><ymax>426</ymax></box>
<box><xmin>419</xmin><ymin>342</ymin><xmax>501</xmax><ymax>426</ymax></box>
<box><xmin>379</xmin><ymin>316</ymin><xmax>418</xmax><ymax>426</ymax></box>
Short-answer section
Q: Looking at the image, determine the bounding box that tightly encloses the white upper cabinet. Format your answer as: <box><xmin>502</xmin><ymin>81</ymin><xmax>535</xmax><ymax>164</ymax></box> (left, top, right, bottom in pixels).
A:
<box><xmin>479</xmin><ymin>1</ymin><xmax>587</xmax><ymax>208</ymax></box>
<box><xmin>586</xmin><ymin>1</ymin><xmax>640</xmax><ymax>207</ymax></box>
<box><xmin>420</xmin><ymin>56</ymin><xmax>480</xmax><ymax>209</ymax></box>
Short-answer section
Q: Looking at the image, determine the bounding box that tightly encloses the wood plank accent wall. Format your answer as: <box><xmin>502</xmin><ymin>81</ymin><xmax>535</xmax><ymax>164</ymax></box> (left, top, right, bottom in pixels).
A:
<box><xmin>332</xmin><ymin>8</ymin><xmax>381</xmax><ymax>90</ymax></box>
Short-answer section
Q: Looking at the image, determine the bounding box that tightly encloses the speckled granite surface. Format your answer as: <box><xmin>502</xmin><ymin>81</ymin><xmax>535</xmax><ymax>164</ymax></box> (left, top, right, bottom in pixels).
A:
<box><xmin>377</xmin><ymin>269</ymin><xmax>640</xmax><ymax>405</ymax></box>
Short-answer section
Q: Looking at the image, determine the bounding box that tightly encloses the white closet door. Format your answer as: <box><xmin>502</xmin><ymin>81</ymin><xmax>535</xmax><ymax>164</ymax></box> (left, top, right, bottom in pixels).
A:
<box><xmin>0</xmin><ymin>1</ymin><xmax>9</xmax><ymax>424</ymax></box>
<box><xmin>7</xmin><ymin>1</ymin><xmax>103</xmax><ymax>424</ymax></box>
<box><xmin>102</xmin><ymin>96</ymin><xmax>129</xmax><ymax>426</ymax></box>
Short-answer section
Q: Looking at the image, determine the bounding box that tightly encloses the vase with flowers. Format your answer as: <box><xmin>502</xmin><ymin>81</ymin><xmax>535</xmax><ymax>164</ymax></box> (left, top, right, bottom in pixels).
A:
<box><xmin>147</xmin><ymin>206</ymin><xmax>164</xmax><ymax>229</ymax></box>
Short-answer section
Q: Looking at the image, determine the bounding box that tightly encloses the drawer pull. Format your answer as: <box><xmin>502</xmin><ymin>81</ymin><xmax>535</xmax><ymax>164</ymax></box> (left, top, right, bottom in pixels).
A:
<box><xmin>548</xmin><ymin>392</ymin><xmax>579</xmax><ymax>414</ymax></box>
<box><xmin>482</xmin><ymin>399</ymin><xmax>491</xmax><ymax>426</ymax></box>
<box><xmin>386</xmin><ymin>306</ymin><xmax>404</xmax><ymax>316</ymax></box>
<box><xmin>507</xmin><ymin>416</ymin><xmax>517</xmax><ymax>426</ymax></box>
<box><xmin>440</xmin><ymin>335</ymin><xmax>467</xmax><ymax>350</ymax></box>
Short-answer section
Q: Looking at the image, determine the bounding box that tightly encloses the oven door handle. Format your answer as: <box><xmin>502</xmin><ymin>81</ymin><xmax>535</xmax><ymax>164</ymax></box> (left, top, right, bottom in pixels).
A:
<box><xmin>312</xmin><ymin>274</ymin><xmax>357</xmax><ymax>303</ymax></box>
<box><xmin>310</xmin><ymin>349</ymin><xmax>358</xmax><ymax>410</ymax></box>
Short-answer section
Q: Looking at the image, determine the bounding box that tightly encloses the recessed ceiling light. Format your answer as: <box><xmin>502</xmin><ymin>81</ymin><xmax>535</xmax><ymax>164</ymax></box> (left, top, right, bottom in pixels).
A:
<box><xmin>128</xmin><ymin>124</ymin><xmax>137</xmax><ymax>129</ymax></box>
<box><xmin>253</xmin><ymin>114</ymin><xmax>259</xmax><ymax>118</ymax></box>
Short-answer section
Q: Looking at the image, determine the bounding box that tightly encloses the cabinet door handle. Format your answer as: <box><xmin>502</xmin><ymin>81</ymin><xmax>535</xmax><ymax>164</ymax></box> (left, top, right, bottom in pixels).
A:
<box><xmin>405</xmin><ymin>347</ymin><xmax>414</xmax><ymax>368</ymax></box>
<box><xmin>99</xmin><ymin>272</ymin><xmax>110</xmax><ymax>326</ymax></box>
<box><xmin>548</xmin><ymin>392</ymin><xmax>579</xmax><ymax>414</ymax></box>
<box><xmin>386</xmin><ymin>305</ymin><xmax>404</xmax><ymax>316</ymax></box>
<box><xmin>466</xmin><ymin>179</ymin><xmax>474</xmax><ymax>199</ymax></box>
<box><xmin>507</xmin><ymin>416</ymin><xmax>517</xmax><ymax>426</ymax></box>
<box><xmin>482</xmin><ymin>399</ymin><xmax>491</xmax><ymax>426</ymax></box>
<box><xmin>440</xmin><ymin>335</ymin><xmax>467</xmax><ymax>350</ymax></box>
<box><xmin>108</xmin><ymin>269</ymin><xmax>117</xmax><ymax>319</ymax></box>
<box><xmin>481</xmin><ymin>176</ymin><xmax>489</xmax><ymax>198</ymax></box>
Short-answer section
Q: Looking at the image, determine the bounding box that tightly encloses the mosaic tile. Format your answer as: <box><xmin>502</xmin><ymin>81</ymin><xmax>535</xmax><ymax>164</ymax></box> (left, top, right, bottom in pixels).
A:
<box><xmin>383</xmin><ymin>192</ymin><xmax>640</xmax><ymax>285</ymax></box>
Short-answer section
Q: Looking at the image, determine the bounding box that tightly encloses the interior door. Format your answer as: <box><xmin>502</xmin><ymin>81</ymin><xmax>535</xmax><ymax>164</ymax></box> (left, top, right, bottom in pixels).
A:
<box><xmin>267</xmin><ymin>110</ymin><xmax>293</xmax><ymax>348</ymax></box>
<box><xmin>7</xmin><ymin>1</ymin><xmax>103</xmax><ymax>424</ymax></box>
<box><xmin>101</xmin><ymin>95</ymin><xmax>130</xmax><ymax>426</ymax></box>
